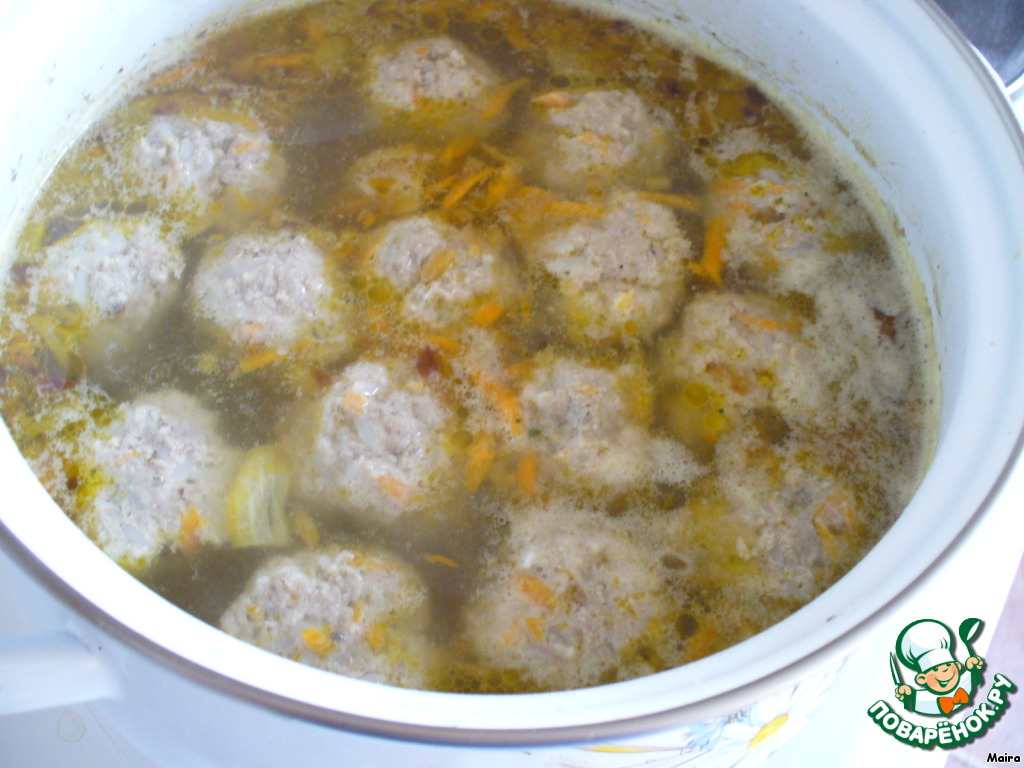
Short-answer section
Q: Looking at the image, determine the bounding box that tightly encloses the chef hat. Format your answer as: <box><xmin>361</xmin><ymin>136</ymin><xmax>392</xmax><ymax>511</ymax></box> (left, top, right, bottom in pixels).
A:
<box><xmin>896</xmin><ymin>619</ymin><xmax>956</xmax><ymax>673</ymax></box>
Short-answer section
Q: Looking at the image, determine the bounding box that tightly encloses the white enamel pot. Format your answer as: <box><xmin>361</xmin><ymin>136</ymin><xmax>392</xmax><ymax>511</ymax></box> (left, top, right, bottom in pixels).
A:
<box><xmin>2</xmin><ymin>0</ymin><xmax>1024</xmax><ymax>765</ymax></box>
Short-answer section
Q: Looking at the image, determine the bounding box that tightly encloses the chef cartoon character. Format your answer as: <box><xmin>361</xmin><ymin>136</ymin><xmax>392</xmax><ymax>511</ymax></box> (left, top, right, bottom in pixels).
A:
<box><xmin>893</xmin><ymin>619</ymin><xmax>985</xmax><ymax>716</ymax></box>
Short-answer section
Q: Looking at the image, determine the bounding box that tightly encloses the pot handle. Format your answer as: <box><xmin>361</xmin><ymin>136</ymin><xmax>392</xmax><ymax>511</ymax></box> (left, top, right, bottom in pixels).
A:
<box><xmin>0</xmin><ymin>630</ymin><xmax>121</xmax><ymax>716</ymax></box>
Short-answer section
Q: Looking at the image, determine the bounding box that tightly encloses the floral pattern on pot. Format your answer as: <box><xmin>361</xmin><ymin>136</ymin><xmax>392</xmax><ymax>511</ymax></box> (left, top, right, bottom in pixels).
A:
<box><xmin>548</xmin><ymin>663</ymin><xmax>841</xmax><ymax>768</ymax></box>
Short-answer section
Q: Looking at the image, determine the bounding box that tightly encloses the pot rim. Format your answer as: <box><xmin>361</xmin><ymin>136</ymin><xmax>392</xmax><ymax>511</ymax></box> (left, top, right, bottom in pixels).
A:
<box><xmin>3</xmin><ymin>0</ymin><xmax>1024</xmax><ymax>747</ymax></box>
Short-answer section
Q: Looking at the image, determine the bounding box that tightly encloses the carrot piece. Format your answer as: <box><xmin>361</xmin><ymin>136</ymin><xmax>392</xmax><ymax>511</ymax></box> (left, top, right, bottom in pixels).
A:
<box><xmin>691</xmin><ymin>215</ymin><xmax>727</xmax><ymax>285</ymax></box>
<box><xmin>532</xmin><ymin>91</ymin><xmax>573</xmax><ymax>109</ymax></box>
<box><xmin>813</xmin><ymin>490</ymin><xmax>859</xmax><ymax>559</ymax></box>
<box><xmin>516</xmin><ymin>573</ymin><xmax>556</xmax><ymax>610</ymax></box>
<box><xmin>516</xmin><ymin>186</ymin><xmax>602</xmax><ymax>218</ymax></box>
<box><xmin>425</xmin><ymin>174</ymin><xmax>459</xmax><ymax>196</ymax></box>
<box><xmin>246</xmin><ymin>603</ymin><xmax>265</xmax><ymax>623</ymax></box>
<box><xmin>424</xmin><ymin>333</ymin><xmax>461</xmax><ymax>355</ymax></box>
<box><xmin>470</xmin><ymin>370</ymin><xmax>523</xmax><ymax>434</ymax></box>
<box><xmin>638</xmin><ymin>191</ymin><xmax>702</xmax><ymax>212</ymax></box>
<box><xmin>685</xmin><ymin>619</ymin><xmax>721</xmax><ymax>661</ymax></box>
<box><xmin>365</xmin><ymin>622</ymin><xmax>386</xmax><ymax>651</ymax></box>
<box><xmin>524</xmin><ymin>616</ymin><xmax>545</xmax><ymax>640</ymax></box>
<box><xmin>256</xmin><ymin>53</ymin><xmax>311</xmax><ymax>69</ymax></box>
<box><xmin>342</xmin><ymin>390</ymin><xmax>369</xmax><ymax>413</ymax></box>
<box><xmin>486</xmin><ymin>164</ymin><xmax>520</xmax><ymax>206</ymax></box>
<box><xmin>378</xmin><ymin>474</ymin><xmax>410</xmax><ymax>501</ymax></box>
<box><xmin>738</xmin><ymin>313</ymin><xmax>782</xmax><ymax>333</ymax></box>
<box><xmin>179</xmin><ymin>508</ymin><xmax>203</xmax><ymax>551</ymax></box>
<box><xmin>423</xmin><ymin>554</ymin><xmax>460</xmax><ymax>568</ymax></box>
<box><xmin>480</xmin><ymin>77</ymin><xmax>530</xmax><ymax>122</ymax></box>
<box><xmin>421</xmin><ymin>247</ymin><xmax>458</xmax><ymax>282</ymax></box>
<box><xmin>465</xmin><ymin>432</ymin><xmax>496</xmax><ymax>492</ymax></box>
<box><xmin>238</xmin><ymin>347</ymin><xmax>284</xmax><ymax>373</ymax></box>
<box><xmin>292</xmin><ymin>510</ymin><xmax>321</xmax><ymax>548</ymax></box>
<box><xmin>517</xmin><ymin>452</ymin><xmax>537</xmax><ymax>497</ymax></box>
<box><xmin>470</xmin><ymin>302</ymin><xmax>505</xmax><ymax>327</ymax></box>
<box><xmin>301</xmin><ymin>626</ymin><xmax>335</xmax><ymax>655</ymax></box>
<box><xmin>147</xmin><ymin>60</ymin><xmax>206</xmax><ymax>90</ymax></box>
<box><xmin>438</xmin><ymin>136</ymin><xmax>476</xmax><ymax>167</ymax></box>
<box><xmin>442</xmin><ymin>167</ymin><xmax>497</xmax><ymax>209</ymax></box>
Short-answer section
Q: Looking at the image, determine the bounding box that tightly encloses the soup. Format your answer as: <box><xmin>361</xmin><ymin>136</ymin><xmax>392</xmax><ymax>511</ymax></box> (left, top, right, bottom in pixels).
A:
<box><xmin>0</xmin><ymin>0</ymin><xmax>936</xmax><ymax>692</ymax></box>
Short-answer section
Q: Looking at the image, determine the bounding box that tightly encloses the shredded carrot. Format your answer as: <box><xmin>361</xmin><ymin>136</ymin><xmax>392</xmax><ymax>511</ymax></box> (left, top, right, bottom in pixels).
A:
<box><xmin>179</xmin><ymin>508</ymin><xmax>203</xmax><ymax>551</ymax></box>
<box><xmin>246</xmin><ymin>603</ymin><xmax>265</xmax><ymax>623</ymax></box>
<box><xmin>691</xmin><ymin>215</ymin><xmax>727</xmax><ymax>285</ymax></box>
<box><xmin>471</xmin><ymin>370</ymin><xmax>523</xmax><ymax>434</ymax></box>
<box><xmin>421</xmin><ymin>247</ymin><xmax>458</xmax><ymax>282</ymax></box>
<box><xmin>639</xmin><ymin>191</ymin><xmax>702</xmax><ymax>212</ymax></box>
<box><xmin>438</xmin><ymin>136</ymin><xmax>476</xmax><ymax>167</ymax></box>
<box><xmin>442</xmin><ymin>167</ymin><xmax>497</xmax><ymax>209</ymax></box>
<box><xmin>515</xmin><ymin>186</ymin><xmax>602</xmax><ymax>218</ymax></box>
<box><xmin>147</xmin><ymin>60</ymin><xmax>205</xmax><ymax>90</ymax></box>
<box><xmin>470</xmin><ymin>302</ymin><xmax>505</xmax><ymax>327</ymax></box>
<box><xmin>257</xmin><ymin>53</ymin><xmax>311</xmax><ymax>69</ymax></box>
<box><xmin>365</xmin><ymin>622</ymin><xmax>386</xmax><ymax>651</ymax></box>
<box><xmin>738</xmin><ymin>313</ymin><xmax>782</xmax><ymax>333</ymax></box>
<box><xmin>301</xmin><ymin>626</ymin><xmax>335</xmax><ymax>655</ymax></box>
<box><xmin>356</xmin><ymin>208</ymin><xmax>377</xmax><ymax>229</ymax></box>
<box><xmin>424</xmin><ymin>333</ymin><xmax>461</xmax><ymax>355</ymax></box>
<box><xmin>479</xmin><ymin>143</ymin><xmax>515</xmax><ymax>165</ymax></box>
<box><xmin>813</xmin><ymin>491</ymin><xmax>859</xmax><ymax>559</ymax></box>
<box><xmin>480</xmin><ymin>77</ymin><xmax>529</xmax><ymax>122</ymax></box>
<box><xmin>525</xmin><ymin>616</ymin><xmax>545</xmax><ymax>640</ymax></box>
<box><xmin>292</xmin><ymin>510</ymin><xmax>321</xmax><ymax>548</ymax></box>
<box><xmin>517</xmin><ymin>452</ymin><xmax>537</xmax><ymax>497</ymax></box>
<box><xmin>424</xmin><ymin>553</ymin><xmax>460</xmax><ymax>568</ymax></box>
<box><xmin>577</xmin><ymin>130</ymin><xmax>610</xmax><ymax>154</ymax></box>
<box><xmin>465</xmin><ymin>432</ymin><xmax>496</xmax><ymax>492</ymax></box>
<box><xmin>425</xmin><ymin>174</ymin><xmax>460</xmax><ymax>196</ymax></box>
<box><xmin>685</xmin><ymin>619</ymin><xmax>721</xmax><ymax>661</ymax></box>
<box><xmin>516</xmin><ymin>573</ymin><xmax>556</xmax><ymax>610</ymax></box>
<box><xmin>486</xmin><ymin>164</ymin><xmax>520</xmax><ymax>206</ymax></box>
<box><xmin>342</xmin><ymin>390</ymin><xmax>369</xmax><ymax>413</ymax></box>
<box><xmin>367</xmin><ymin>176</ymin><xmax>397</xmax><ymax>194</ymax></box>
<box><xmin>238</xmin><ymin>347</ymin><xmax>284</xmax><ymax>373</ymax></box>
<box><xmin>378</xmin><ymin>474</ymin><xmax>410</xmax><ymax>501</ymax></box>
<box><xmin>532</xmin><ymin>91</ymin><xmax>573</xmax><ymax>109</ymax></box>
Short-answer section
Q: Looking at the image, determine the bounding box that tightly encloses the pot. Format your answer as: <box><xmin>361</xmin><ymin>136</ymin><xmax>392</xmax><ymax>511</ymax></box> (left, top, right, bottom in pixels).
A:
<box><xmin>2</xmin><ymin>0</ymin><xmax>1024</xmax><ymax>764</ymax></box>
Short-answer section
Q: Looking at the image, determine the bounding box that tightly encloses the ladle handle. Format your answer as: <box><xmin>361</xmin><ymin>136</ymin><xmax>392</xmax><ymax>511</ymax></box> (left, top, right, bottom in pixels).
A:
<box><xmin>0</xmin><ymin>630</ymin><xmax>121</xmax><ymax>716</ymax></box>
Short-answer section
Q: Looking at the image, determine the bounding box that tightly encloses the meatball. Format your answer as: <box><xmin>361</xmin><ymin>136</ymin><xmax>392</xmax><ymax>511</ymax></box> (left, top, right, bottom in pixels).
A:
<box><xmin>527</xmin><ymin>191</ymin><xmax>691</xmax><ymax>344</ymax></box>
<box><xmin>341</xmin><ymin>144</ymin><xmax>436</xmax><ymax>222</ymax></box>
<box><xmin>658</xmin><ymin>291</ymin><xmax>828</xmax><ymax>439</ymax></box>
<box><xmin>219</xmin><ymin>545</ymin><xmax>434</xmax><ymax>688</ymax></box>
<box><xmin>362</xmin><ymin>214</ymin><xmax>518</xmax><ymax>331</ymax></box>
<box><xmin>363</xmin><ymin>37</ymin><xmax>501</xmax><ymax>137</ymax></box>
<box><xmin>518</xmin><ymin>89</ymin><xmax>676</xmax><ymax>194</ymax></box>
<box><xmin>187</xmin><ymin>228</ymin><xmax>355</xmax><ymax>365</ymax></box>
<box><xmin>33</xmin><ymin>214</ymin><xmax>185</xmax><ymax>369</ymax></box>
<box><xmin>285</xmin><ymin>358</ymin><xmax>463</xmax><ymax>530</ymax></box>
<box><xmin>460</xmin><ymin>501</ymin><xmax>669</xmax><ymax>690</ymax></box>
<box><xmin>518</xmin><ymin>353</ymin><xmax>699</xmax><ymax>494</ymax></box>
<box><xmin>690</xmin><ymin>126</ymin><xmax>874</xmax><ymax>294</ymax></box>
<box><xmin>710</xmin><ymin>425</ymin><xmax>864</xmax><ymax>603</ymax></box>
<box><xmin>129</xmin><ymin>110</ymin><xmax>284</xmax><ymax>220</ymax></box>
<box><xmin>74</xmin><ymin>390</ymin><xmax>240</xmax><ymax>571</ymax></box>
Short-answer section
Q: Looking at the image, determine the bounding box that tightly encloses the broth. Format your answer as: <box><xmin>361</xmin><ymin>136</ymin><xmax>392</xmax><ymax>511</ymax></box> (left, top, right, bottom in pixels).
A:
<box><xmin>0</xmin><ymin>0</ymin><xmax>936</xmax><ymax>692</ymax></box>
